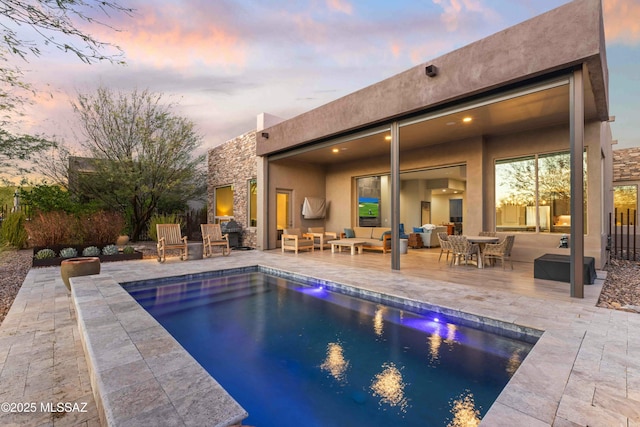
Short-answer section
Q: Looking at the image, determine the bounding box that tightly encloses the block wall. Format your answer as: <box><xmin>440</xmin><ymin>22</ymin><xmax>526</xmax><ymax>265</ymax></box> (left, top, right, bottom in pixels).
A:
<box><xmin>207</xmin><ymin>130</ymin><xmax>257</xmax><ymax>248</ymax></box>
<box><xmin>614</xmin><ymin>147</ymin><xmax>640</xmax><ymax>182</ymax></box>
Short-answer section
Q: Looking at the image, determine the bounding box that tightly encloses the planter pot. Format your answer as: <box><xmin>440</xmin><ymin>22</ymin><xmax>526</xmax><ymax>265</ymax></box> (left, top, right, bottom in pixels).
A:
<box><xmin>116</xmin><ymin>235</ymin><xmax>130</xmax><ymax>246</ymax></box>
<box><xmin>60</xmin><ymin>257</ymin><xmax>101</xmax><ymax>291</ymax></box>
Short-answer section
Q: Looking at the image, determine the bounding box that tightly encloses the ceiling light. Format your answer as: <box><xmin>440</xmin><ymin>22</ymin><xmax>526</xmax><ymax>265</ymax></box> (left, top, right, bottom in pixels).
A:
<box><xmin>462</xmin><ymin>117</ymin><xmax>472</xmax><ymax>123</ymax></box>
<box><xmin>442</xmin><ymin>189</ymin><xmax>446</xmax><ymax>192</ymax></box>
<box><xmin>385</xmin><ymin>135</ymin><xmax>392</xmax><ymax>141</ymax></box>
<box><xmin>446</xmin><ymin>122</ymin><xmax>456</xmax><ymax>126</ymax></box>
<box><xmin>332</xmin><ymin>148</ymin><xmax>339</xmax><ymax>153</ymax></box>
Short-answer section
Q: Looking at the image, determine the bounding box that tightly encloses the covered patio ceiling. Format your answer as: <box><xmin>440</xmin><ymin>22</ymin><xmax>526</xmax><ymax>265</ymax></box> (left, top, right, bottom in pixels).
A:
<box><xmin>272</xmin><ymin>75</ymin><xmax>598</xmax><ymax>167</ymax></box>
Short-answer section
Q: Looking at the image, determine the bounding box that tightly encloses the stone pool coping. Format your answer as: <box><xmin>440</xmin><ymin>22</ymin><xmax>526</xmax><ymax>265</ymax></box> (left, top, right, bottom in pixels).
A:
<box><xmin>71</xmin><ymin>274</ymin><xmax>247</xmax><ymax>426</ymax></box>
<box><xmin>1</xmin><ymin>251</ymin><xmax>638</xmax><ymax>426</ymax></box>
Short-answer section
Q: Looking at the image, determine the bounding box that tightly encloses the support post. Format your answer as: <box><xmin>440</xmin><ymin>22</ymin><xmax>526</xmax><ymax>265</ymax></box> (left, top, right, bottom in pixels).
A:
<box><xmin>390</xmin><ymin>122</ymin><xmax>400</xmax><ymax>270</ymax></box>
<box><xmin>570</xmin><ymin>68</ymin><xmax>585</xmax><ymax>298</ymax></box>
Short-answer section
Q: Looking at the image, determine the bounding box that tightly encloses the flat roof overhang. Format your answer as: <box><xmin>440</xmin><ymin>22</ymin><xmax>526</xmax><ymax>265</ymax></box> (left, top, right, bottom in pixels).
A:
<box><xmin>257</xmin><ymin>0</ymin><xmax>608</xmax><ymax>159</ymax></box>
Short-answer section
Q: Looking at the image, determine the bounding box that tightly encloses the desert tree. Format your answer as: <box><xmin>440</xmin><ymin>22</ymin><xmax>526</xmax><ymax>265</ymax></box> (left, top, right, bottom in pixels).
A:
<box><xmin>72</xmin><ymin>86</ymin><xmax>206</xmax><ymax>241</ymax></box>
<box><xmin>0</xmin><ymin>0</ymin><xmax>133</xmax><ymax>172</ymax></box>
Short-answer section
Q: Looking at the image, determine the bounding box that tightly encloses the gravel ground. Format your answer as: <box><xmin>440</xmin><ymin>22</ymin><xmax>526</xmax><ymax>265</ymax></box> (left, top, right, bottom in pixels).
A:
<box><xmin>0</xmin><ymin>249</ymin><xmax>32</xmax><ymax>324</ymax></box>
<box><xmin>1</xmin><ymin>248</ymin><xmax>639</xmax><ymax>325</ymax></box>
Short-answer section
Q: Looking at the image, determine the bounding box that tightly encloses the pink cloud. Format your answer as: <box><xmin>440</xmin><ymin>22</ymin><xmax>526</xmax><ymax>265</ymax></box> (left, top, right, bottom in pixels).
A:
<box><xmin>603</xmin><ymin>0</ymin><xmax>640</xmax><ymax>45</ymax></box>
<box><xmin>432</xmin><ymin>0</ymin><xmax>484</xmax><ymax>32</ymax></box>
<box><xmin>326</xmin><ymin>0</ymin><xmax>353</xmax><ymax>15</ymax></box>
<box><xmin>91</xmin><ymin>4</ymin><xmax>247</xmax><ymax>70</ymax></box>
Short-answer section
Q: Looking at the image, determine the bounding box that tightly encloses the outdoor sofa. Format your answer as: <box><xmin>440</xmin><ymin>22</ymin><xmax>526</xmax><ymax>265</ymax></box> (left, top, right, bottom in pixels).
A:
<box><xmin>341</xmin><ymin>226</ymin><xmax>391</xmax><ymax>253</ymax></box>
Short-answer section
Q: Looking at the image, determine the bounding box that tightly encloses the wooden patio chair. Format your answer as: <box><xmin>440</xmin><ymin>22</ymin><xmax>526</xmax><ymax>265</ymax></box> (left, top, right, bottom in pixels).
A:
<box><xmin>483</xmin><ymin>235</ymin><xmax>516</xmax><ymax>269</ymax></box>
<box><xmin>201</xmin><ymin>223</ymin><xmax>230</xmax><ymax>257</ymax></box>
<box><xmin>282</xmin><ymin>228</ymin><xmax>315</xmax><ymax>254</ymax></box>
<box><xmin>448</xmin><ymin>235</ymin><xmax>479</xmax><ymax>267</ymax></box>
<box><xmin>156</xmin><ymin>224</ymin><xmax>188</xmax><ymax>263</ymax></box>
<box><xmin>307</xmin><ymin>227</ymin><xmax>338</xmax><ymax>251</ymax></box>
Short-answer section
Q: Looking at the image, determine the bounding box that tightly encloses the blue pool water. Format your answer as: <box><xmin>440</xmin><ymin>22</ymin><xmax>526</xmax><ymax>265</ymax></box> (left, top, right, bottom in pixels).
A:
<box><xmin>125</xmin><ymin>270</ymin><xmax>535</xmax><ymax>427</ymax></box>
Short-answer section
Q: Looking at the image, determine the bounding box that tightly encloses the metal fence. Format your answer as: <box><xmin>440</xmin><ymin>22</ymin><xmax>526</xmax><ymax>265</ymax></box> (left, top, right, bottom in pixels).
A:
<box><xmin>0</xmin><ymin>203</ymin><xmax>31</xmax><ymax>220</ymax></box>
<box><xmin>609</xmin><ymin>209</ymin><xmax>637</xmax><ymax>261</ymax></box>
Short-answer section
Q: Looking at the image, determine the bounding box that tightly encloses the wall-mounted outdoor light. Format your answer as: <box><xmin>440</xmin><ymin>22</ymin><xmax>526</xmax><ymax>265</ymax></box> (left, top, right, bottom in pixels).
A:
<box><xmin>261</xmin><ymin>132</ymin><xmax>269</xmax><ymax>139</ymax></box>
<box><xmin>425</xmin><ymin>65</ymin><xmax>438</xmax><ymax>77</ymax></box>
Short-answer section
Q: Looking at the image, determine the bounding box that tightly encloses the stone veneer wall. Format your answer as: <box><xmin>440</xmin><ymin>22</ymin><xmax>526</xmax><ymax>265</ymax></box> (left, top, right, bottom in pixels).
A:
<box><xmin>613</xmin><ymin>147</ymin><xmax>640</xmax><ymax>182</ymax></box>
<box><xmin>208</xmin><ymin>130</ymin><xmax>257</xmax><ymax>248</ymax></box>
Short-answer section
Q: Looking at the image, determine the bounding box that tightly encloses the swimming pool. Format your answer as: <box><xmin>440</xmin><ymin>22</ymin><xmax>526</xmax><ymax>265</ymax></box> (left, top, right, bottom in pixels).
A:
<box><xmin>125</xmin><ymin>269</ymin><xmax>536</xmax><ymax>426</ymax></box>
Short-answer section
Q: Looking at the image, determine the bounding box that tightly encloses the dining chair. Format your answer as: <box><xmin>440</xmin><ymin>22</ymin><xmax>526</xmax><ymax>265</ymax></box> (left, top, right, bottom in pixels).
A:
<box><xmin>483</xmin><ymin>235</ymin><xmax>515</xmax><ymax>269</ymax></box>
<box><xmin>437</xmin><ymin>232</ymin><xmax>451</xmax><ymax>262</ymax></box>
<box><xmin>448</xmin><ymin>235</ymin><xmax>479</xmax><ymax>267</ymax></box>
<box><xmin>479</xmin><ymin>231</ymin><xmax>497</xmax><ymax>237</ymax></box>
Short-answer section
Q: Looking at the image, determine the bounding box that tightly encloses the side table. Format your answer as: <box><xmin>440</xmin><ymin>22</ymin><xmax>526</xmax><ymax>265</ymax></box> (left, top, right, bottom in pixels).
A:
<box><xmin>408</xmin><ymin>233</ymin><xmax>423</xmax><ymax>249</ymax></box>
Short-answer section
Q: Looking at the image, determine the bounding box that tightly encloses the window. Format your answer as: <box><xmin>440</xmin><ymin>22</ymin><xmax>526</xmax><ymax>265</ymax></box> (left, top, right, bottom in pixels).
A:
<box><xmin>215</xmin><ymin>185</ymin><xmax>234</xmax><ymax>222</ymax></box>
<box><xmin>495</xmin><ymin>151</ymin><xmax>586</xmax><ymax>233</ymax></box>
<box><xmin>248</xmin><ymin>179</ymin><xmax>257</xmax><ymax>227</ymax></box>
<box><xmin>613</xmin><ymin>185</ymin><xmax>637</xmax><ymax>225</ymax></box>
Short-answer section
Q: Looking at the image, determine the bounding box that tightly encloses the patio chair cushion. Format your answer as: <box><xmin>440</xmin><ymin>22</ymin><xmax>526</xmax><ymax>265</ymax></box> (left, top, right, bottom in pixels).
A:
<box><xmin>344</xmin><ymin>228</ymin><xmax>355</xmax><ymax>238</ymax></box>
<box><xmin>413</xmin><ymin>227</ymin><xmax>423</xmax><ymax>233</ymax></box>
<box><xmin>284</xmin><ymin>228</ymin><xmax>303</xmax><ymax>238</ymax></box>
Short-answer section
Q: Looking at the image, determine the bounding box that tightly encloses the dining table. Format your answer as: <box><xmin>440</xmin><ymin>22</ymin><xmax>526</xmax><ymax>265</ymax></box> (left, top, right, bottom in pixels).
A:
<box><xmin>466</xmin><ymin>236</ymin><xmax>500</xmax><ymax>268</ymax></box>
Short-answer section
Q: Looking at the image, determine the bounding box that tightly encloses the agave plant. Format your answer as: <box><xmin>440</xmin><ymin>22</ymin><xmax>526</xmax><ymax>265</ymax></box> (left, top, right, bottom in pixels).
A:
<box><xmin>102</xmin><ymin>244</ymin><xmax>119</xmax><ymax>256</ymax></box>
<box><xmin>122</xmin><ymin>246</ymin><xmax>135</xmax><ymax>254</ymax></box>
<box><xmin>82</xmin><ymin>246</ymin><xmax>101</xmax><ymax>257</ymax></box>
<box><xmin>34</xmin><ymin>248</ymin><xmax>56</xmax><ymax>260</ymax></box>
<box><xmin>59</xmin><ymin>247</ymin><xmax>78</xmax><ymax>258</ymax></box>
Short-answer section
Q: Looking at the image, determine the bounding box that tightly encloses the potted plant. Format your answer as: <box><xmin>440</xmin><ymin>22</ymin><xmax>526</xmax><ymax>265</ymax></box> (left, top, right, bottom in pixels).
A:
<box><xmin>60</xmin><ymin>257</ymin><xmax>101</xmax><ymax>291</ymax></box>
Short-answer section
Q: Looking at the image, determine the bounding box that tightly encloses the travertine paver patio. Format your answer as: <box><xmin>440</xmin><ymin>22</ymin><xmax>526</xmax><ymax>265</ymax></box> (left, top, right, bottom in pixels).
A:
<box><xmin>0</xmin><ymin>250</ymin><xmax>638</xmax><ymax>426</ymax></box>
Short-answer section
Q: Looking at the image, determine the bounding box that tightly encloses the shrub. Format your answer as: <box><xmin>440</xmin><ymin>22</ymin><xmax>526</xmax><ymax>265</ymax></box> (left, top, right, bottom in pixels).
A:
<box><xmin>148</xmin><ymin>213</ymin><xmax>183</xmax><ymax>242</ymax></box>
<box><xmin>19</xmin><ymin>185</ymin><xmax>76</xmax><ymax>213</ymax></box>
<box><xmin>26</xmin><ymin>211</ymin><xmax>80</xmax><ymax>247</ymax></box>
<box><xmin>59</xmin><ymin>247</ymin><xmax>78</xmax><ymax>258</ymax></box>
<box><xmin>35</xmin><ymin>248</ymin><xmax>56</xmax><ymax>259</ymax></box>
<box><xmin>0</xmin><ymin>212</ymin><xmax>28</xmax><ymax>249</ymax></box>
<box><xmin>25</xmin><ymin>210</ymin><xmax>124</xmax><ymax>247</ymax></box>
<box><xmin>122</xmin><ymin>246</ymin><xmax>135</xmax><ymax>254</ymax></box>
<box><xmin>81</xmin><ymin>211</ymin><xmax>125</xmax><ymax>245</ymax></box>
<box><xmin>102</xmin><ymin>244</ymin><xmax>119</xmax><ymax>255</ymax></box>
<box><xmin>82</xmin><ymin>246</ymin><xmax>101</xmax><ymax>256</ymax></box>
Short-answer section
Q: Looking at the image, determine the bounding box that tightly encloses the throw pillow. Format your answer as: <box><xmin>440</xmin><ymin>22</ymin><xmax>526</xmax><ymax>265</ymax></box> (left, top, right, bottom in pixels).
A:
<box><xmin>344</xmin><ymin>228</ymin><xmax>355</xmax><ymax>238</ymax></box>
<box><xmin>380</xmin><ymin>230</ymin><xmax>391</xmax><ymax>240</ymax></box>
<box><xmin>413</xmin><ymin>227</ymin><xmax>423</xmax><ymax>233</ymax></box>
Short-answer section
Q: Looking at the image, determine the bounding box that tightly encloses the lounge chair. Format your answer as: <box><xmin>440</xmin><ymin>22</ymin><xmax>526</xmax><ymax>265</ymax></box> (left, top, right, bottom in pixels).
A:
<box><xmin>448</xmin><ymin>235</ymin><xmax>479</xmax><ymax>267</ymax></box>
<box><xmin>282</xmin><ymin>228</ymin><xmax>315</xmax><ymax>254</ymax></box>
<box><xmin>307</xmin><ymin>227</ymin><xmax>338</xmax><ymax>251</ymax></box>
<box><xmin>483</xmin><ymin>235</ymin><xmax>515</xmax><ymax>269</ymax></box>
<box><xmin>201</xmin><ymin>223</ymin><xmax>230</xmax><ymax>257</ymax></box>
<box><xmin>156</xmin><ymin>224</ymin><xmax>188</xmax><ymax>263</ymax></box>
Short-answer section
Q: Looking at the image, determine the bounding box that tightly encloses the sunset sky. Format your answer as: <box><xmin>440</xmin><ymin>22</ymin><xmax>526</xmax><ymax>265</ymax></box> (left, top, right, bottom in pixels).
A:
<box><xmin>5</xmin><ymin>0</ymin><xmax>640</xmax><ymax>177</ymax></box>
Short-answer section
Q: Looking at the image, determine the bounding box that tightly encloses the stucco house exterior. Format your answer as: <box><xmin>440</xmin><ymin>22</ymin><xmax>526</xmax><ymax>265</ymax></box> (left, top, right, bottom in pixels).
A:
<box><xmin>208</xmin><ymin>0</ymin><xmax>614</xmax><ymax>285</ymax></box>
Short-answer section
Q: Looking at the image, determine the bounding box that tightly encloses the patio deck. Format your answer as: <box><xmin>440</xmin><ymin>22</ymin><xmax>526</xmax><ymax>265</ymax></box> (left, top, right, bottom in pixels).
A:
<box><xmin>0</xmin><ymin>248</ymin><xmax>637</xmax><ymax>426</ymax></box>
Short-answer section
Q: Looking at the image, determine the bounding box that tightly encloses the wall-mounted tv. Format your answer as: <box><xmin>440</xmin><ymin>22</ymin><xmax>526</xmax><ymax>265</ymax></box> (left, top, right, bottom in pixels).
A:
<box><xmin>358</xmin><ymin>197</ymin><xmax>379</xmax><ymax>218</ymax></box>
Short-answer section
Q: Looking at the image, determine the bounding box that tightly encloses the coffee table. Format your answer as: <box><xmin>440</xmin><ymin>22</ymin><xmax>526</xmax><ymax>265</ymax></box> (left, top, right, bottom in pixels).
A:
<box><xmin>327</xmin><ymin>239</ymin><xmax>365</xmax><ymax>255</ymax></box>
